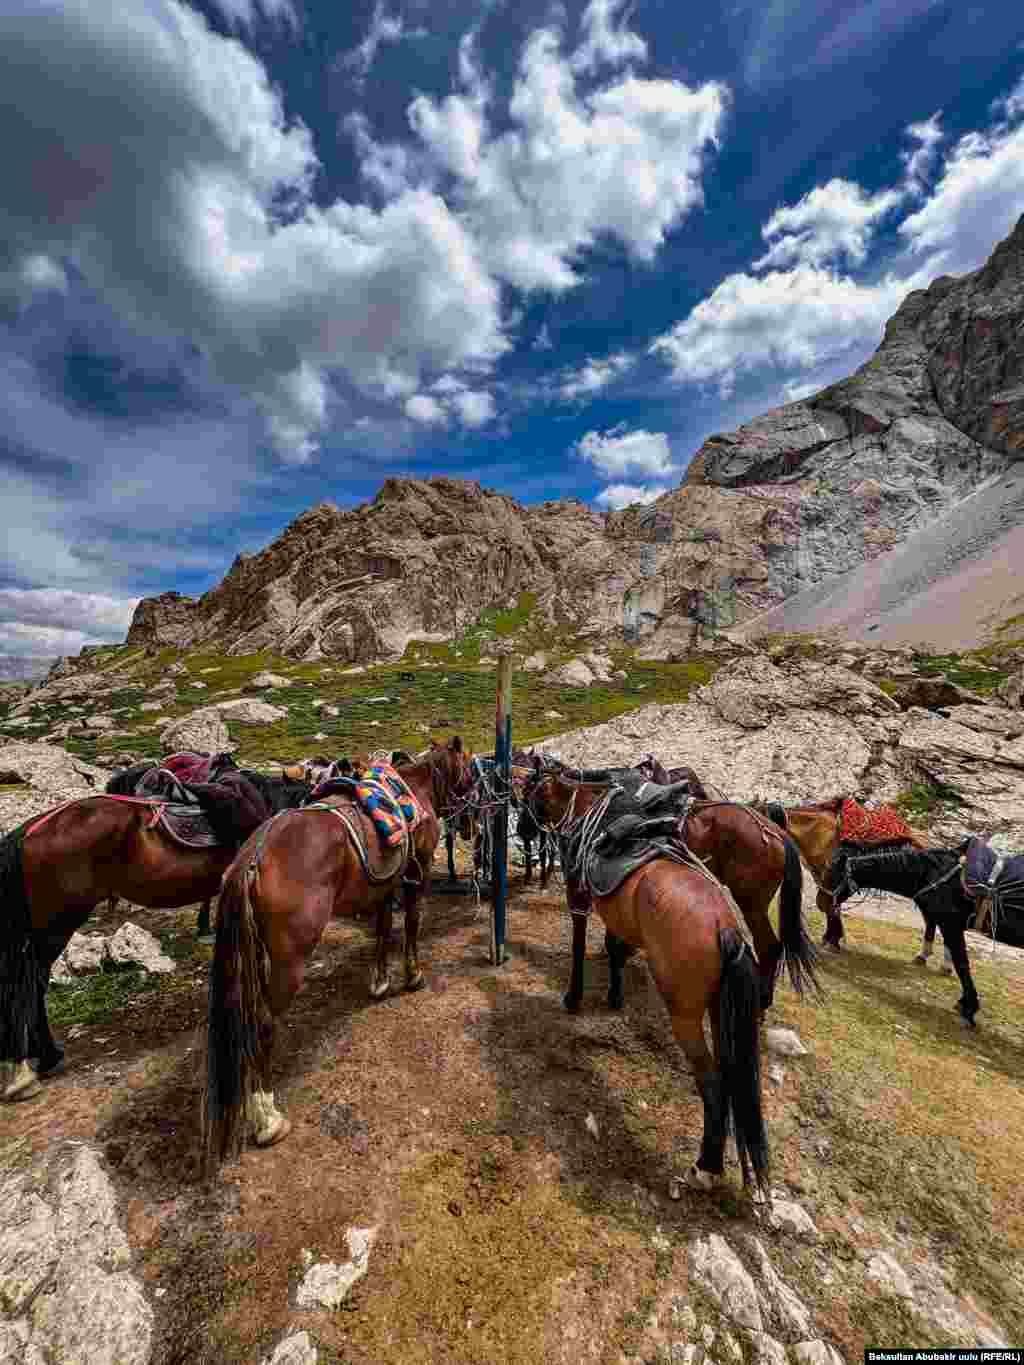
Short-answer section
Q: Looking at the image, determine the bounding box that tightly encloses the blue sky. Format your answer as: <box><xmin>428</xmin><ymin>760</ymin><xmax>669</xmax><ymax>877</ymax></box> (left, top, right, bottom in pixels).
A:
<box><xmin>2</xmin><ymin>0</ymin><xmax>1024</xmax><ymax>658</ymax></box>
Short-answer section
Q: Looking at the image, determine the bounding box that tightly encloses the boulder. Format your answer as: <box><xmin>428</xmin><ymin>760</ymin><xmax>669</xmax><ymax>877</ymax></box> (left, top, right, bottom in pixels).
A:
<box><xmin>551</xmin><ymin>659</ymin><xmax>596</xmax><ymax>688</ymax></box>
<box><xmin>106</xmin><ymin>923</ymin><xmax>175</xmax><ymax>974</ymax></box>
<box><xmin>888</xmin><ymin>676</ymin><xmax>987</xmax><ymax>710</ymax></box>
<box><xmin>159</xmin><ymin>708</ymin><xmax>233</xmax><ymax>754</ymax></box>
<box><xmin>247</xmin><ymin>671</ymin><xmax>292</xmax><ymax>690</ymax></box>
<box><xmin>997</xmin><ymin>668</ymin><xmax>1024</xmax><ymax>709</ymax></box>
<box><xmin>294</xmin><ymin>1227</ymin><xmax>377</xmax><ymax>1310</ymax></box>
<box><xmin>0</xmin><ymin>742</ymin><xmax>110</xmax><ymax>797</ymax></box>
<box><xmin>213</xmin><ymin>698</ymin><xmax>288</xmax><ymax>725</ymax></box>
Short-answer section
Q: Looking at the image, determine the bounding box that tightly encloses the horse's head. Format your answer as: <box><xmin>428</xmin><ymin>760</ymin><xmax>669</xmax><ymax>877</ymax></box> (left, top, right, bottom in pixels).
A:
<box><xmin>523</xmin><ymin>755</ymin><xmax>577</xmax><ymax>831</ymax></box>
<box><xmin>424</xmin><ymin>736</ymin><xmax>474</xmax><ymax>816</ymax></box>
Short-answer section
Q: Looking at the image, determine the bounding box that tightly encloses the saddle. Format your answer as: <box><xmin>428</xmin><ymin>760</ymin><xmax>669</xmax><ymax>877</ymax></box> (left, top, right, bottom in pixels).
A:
<box><xmin>569</xmin><ymin>784</ymin><xmax>698</xmax><ymax>901</ymax></box>
<box><xmin>306</xmin><ymin>796</ymin><xmax>410</xmax><ymax>885</ymax></box>
<box><xmin>133</xmin><ymin>764</ymin><xmax>269</xmax><ymax>850</ymax></box>
<box><xmin>308</xmin><ymin>762</ymin><xmax>422</xmax><ymax>850</ymax></box>
<box><xmin>961</xmin><ymin>836</ymin><xmax>1024</xmax><ymax>945</ymax></box>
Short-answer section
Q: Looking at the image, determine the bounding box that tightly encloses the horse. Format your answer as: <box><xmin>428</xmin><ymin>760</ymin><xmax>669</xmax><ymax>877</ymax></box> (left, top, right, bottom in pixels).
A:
<box><xmin>104</xmin><ymin>759</ymin><xmax>311</xmax><ymax>941</ymax></box>
<box><xmin>202</xmin><ymin>737</ymin><xmax>475</xmax><ymax>1167</ymax></box>
<box><xmin>528</xmin><ymin>759</ymin><xmax>818</xmax><ymax>1016</ymax></box>
<box><xmin>811</xmin><ymin>841</ymin><xmax>982</xmax><ymax>1026</ymax></box>
<box><xmin>0</xmin><ymin>770</ymin><xmax>302</xmax><ymax>1103</ymax></box>
<box><xmin>759</xmin><ymin>797</ymin><xmax>944</xmax><ymax>961</ymax></box>
<box><xmin>525</xmin><ymin>765</ymin><xmax>771</xmax><ymax>1200</ymax></box>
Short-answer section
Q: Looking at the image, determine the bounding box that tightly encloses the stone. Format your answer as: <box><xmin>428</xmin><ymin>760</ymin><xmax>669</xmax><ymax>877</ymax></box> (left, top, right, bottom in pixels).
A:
<box><xmin>744</xmin><ymin>1237</ymin><xmax>815</xmax><ymax>1339</ymax></box>
<box><xmin>62</xmin><ymin>933</ymin><xmax>110</xmax><ymax>976</ymax></box>
<box><xmin>248</xmin><ymin>671</ymin><xmax>292</xmax><ymax>689</ymax></box>
<box><xmin>865</xmin><ymin>1250</ymin><xmax>915</xmax><ymax>1299</ymax></box>
<box><xmin>585</xmin><ymin>1112</ymin><xmax>600</xmax><ymax>1139</ymax></box>
<box><xmin>262</xmin><ymin>1331</ymin><xmax>318</xmax><ymax>1365</ymax></box>
<box><xmin>767</xmin><ymin>1200</ymin><xmax>820</xmax><ymax>1242</ymax></box>
<box><xmin>552</xmin><ymin>659</ymin><xmax>596</xmax><ymax>687</ymax></box>
<box><xmin>83</xmin><ymin>715</ymin><xmax>115</xmax><ymax>730</ymax></box>
<box><xmin>997</xmin><ymin>669</ymin><xmax>1024</xmax><ymax>709</ymax></box>
<box><xmin>745</xmin><ymin>1332</ymin><xmax>790</xmax><ymax>1365</ymax></box>
<box><xmin>213</xmin><ymin>698</ymin><xmax>288</xmax><ymax>724</ymax></box>
<box><xmin>764</xmin><ymin>1028</ymin><xmax>807</xmax><ymax>1057</ymax></box>
<box><xmin>0</xmin><ymin>742</ymin><xmax>110</xmax><ymax>798</ymax></box>
<box><xmin>524</xmin><ymin>652</ymin><xmax>548</xmax><ymax>672</ymax></box>
<box><xmin>295</xmin><ymin>1227</ymin><xmax>377</xmax><ymax>1310</ymax></box>
<box><xmin>160</xmin><ymin>708</ymin><xmax>232</xmax><ymax>755</ymax></box>
<box><xmin>106</xmin><ymin>923</ymin><xmax>176</xmax><ymax>974</ymax></box>
<box><xmin>792</xmin><ymin>1342</ymin><xmax>845</xmax><ymax>1365</ymax></box>
<box><xmin>888</xmin><ymin>677</ymin><xmax>986</xmax><ymax>710</ymax></box>
<box><xmin>688</xmin><ymin>1234</ymin><xmax>763</xmax><ymax>1332</ymax></box>
<box><xmin>0</xmin><ymin>1145</ymin><xmax>152</xmax><ymax>1364</ymax></box>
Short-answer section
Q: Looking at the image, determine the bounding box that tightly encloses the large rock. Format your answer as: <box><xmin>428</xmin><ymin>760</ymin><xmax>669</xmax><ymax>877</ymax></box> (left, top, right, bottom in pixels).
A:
<box><xmin>0</xmin><ymin>742</ymin><xmax>110</xmax><ymax>797</ymax></box>
<box><xmin>897</xmin><ymin>707</ymin><xmax>1024</xmax><ymax>824</ymax></box>
<box><xmin>159</xmin><ymin>708</ymin><xmax>233</xmax><ymax>754</ymax></box>
<box><xmin>0</xmin><ymin>1144</ymin><xmax>153</xmax><ymax>1364</ymax></box>
<box><xmin>106</xmin><ymin>923</ymin><xmax>176</xmax><ymax>974</ymax></box>
<box><xmin>688</xmin><ymin>1234</ymin><xmax>763</xmax><ymax>1332</ymax></box>
<box><xmin>213</xmin><ymin>698</ymin><xmax>288</xmax><ymax>725</ymax></box>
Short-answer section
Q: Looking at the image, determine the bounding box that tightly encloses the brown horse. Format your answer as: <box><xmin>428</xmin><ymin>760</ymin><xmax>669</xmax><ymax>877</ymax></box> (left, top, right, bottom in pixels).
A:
<box><xmin>531</xmin><ymin>761</ymin><xmax>818</xmax><ymax>1015</ymax></box>
<box><xmin>1</xmin><ymin>798</ymin><xmax>234</xmax><ymax>1103</ymax></box>
<box><xmin>526</xmin><ymin>767</ymin><xmax>770</xmax><ymax>1200</ymax></box>
<box><xmin>761</xmin><ymin>797</ymin><xmax>935</xmax><ymax>955</ymax></box>
<box><xmin>202</xmin><ymin>738</ymin><xmax>473</xmax><ymax>1167</ymax></box>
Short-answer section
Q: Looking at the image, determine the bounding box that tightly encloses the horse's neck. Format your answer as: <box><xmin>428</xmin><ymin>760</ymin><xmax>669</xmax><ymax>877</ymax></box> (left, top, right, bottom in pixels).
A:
<box><xmin>401</xmin><ymin>758</ymin><xmax>448</xmax><ymax>812</ymax></box>
<box><xmin>786</xmin><ymin>810</ymin><xmax>838</xmax><ymax>876</ymax></box>
<box><xmin>850</xmin><ymin>849</ymin><xmax>957</xmax><ymax>898</ymax></box>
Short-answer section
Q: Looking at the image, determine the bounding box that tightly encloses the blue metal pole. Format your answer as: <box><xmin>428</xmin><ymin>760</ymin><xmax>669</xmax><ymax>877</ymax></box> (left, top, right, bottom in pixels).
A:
<box><xmin>491</xmin><ymin>654</ymin><xmax>512</xmax><ymax>965</ymax></box>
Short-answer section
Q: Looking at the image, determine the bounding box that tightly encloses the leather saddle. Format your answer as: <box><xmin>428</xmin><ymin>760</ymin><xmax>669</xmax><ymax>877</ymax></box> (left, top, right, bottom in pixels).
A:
<box><xmin>308</xmin><ymin>796</ymin><xmax>409</xmax><ymax>885</ymax></box>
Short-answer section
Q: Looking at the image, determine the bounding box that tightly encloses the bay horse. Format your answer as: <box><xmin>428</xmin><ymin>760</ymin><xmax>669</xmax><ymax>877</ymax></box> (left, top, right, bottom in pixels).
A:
<box><xmin>526</xmin><ymin>766</ymin><xmax>770</xmax><ymax>1200</ymax></box>
<box><xmin>0</xmin><ymin>774</ymin><xmax>311</xmax><ymax>1103</ymax></box>
<box><xmin>760</xmin><ymin>797</ymin><xmax>945</xmax><ymax>962</ymax></box>
<box><xmin>528</xmin><ymin>761</ymin><xmax>818</xmax><ymax>1016</ymax></box>
<box><xmin>202</xmin><ymin>737</ymin><xmax>474</xmax><ymax>1166</ymax></box>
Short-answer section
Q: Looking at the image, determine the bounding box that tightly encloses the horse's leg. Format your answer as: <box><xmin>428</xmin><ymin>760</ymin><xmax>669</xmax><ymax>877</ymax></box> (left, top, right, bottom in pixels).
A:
<box><xmin>522</xmin><ymin>835</ymin><xmax>533</xmax><ymax>886</ymax></box>
<box><xmin>245</xmin><ymin>957</ymin><xmax>300</xmax><ymax>1148</ymax></box>
<box><xmin>606</xmin><ymin>931</ymin><xmax>628</xmax><ymax>1010</ymax></box>
<box><xmin>540</xmin><ymin>834</ymin><xmax>551</xmax><ymax>889</ymax></box>
<box><xmin>370</xmin><ymin>891</ymin><xmax>397</xmax><ymax>999</ymax></box>
<box><xmin>563</xmin><ymin>912</ymin><xmax>587</xmax><ymax>1013</ymax></box>
<box><xmin>402</xmin><ymin>877</ymin><xmax>425</xmax><ymax>992</ymax></box>
<box><xmin>914</xmin><ymin>911</ymin><xmax>937</xmax><ymax>966</ymax></box>
<box><xmin>940</xmin><ymin>921</ymin><xmax>979</xmax><ymax>1025</ymax></box>
<box><xmin>735</xmin><ymin>893</ymin><xmax>781</xmax><ymax>1013</ymax></box>
<box><xmin>819</xmin><ymin>888</ymin><xmax>843</xmax><ymax>951</ymax></box>
<box><xmin>673</xmin><ymin>1007</ymin><xmax>726</xmax><ymax>1190</ymax></box>
<box><xmin>446</xmin><ymin>827</ymin><xmax>457</xmax><ymax>884</ymax></box>
<box><xmin>196</xmin><ymin>899</ymin><xmax>214</xmax><ymax>943</ymax></box>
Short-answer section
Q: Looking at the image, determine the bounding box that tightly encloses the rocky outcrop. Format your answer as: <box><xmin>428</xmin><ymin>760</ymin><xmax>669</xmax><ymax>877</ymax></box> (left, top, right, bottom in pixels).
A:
<box><xmin>125</xmin><ymin>590</ymin><xmax>199</xmax><ymax>648</ymax></box>
<box><xmin>158</xmin><ymin>708</ymin><xmax>232</xmax><ymax>755</ymax></box>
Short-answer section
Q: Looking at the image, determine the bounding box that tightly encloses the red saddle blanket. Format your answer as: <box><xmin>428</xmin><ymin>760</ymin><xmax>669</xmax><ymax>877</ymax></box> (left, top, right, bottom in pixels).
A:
<box><xmin>839</xmin><ymin>798</ymin><xmax>913</xmax><ymax>846</ymax></box>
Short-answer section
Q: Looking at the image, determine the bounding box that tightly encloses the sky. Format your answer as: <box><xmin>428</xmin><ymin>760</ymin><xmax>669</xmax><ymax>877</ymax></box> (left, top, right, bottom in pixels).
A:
<box><xmin>2</xmin><ymin>0</ymin><xmax>1024</xmax><ymax>660</ymax></box>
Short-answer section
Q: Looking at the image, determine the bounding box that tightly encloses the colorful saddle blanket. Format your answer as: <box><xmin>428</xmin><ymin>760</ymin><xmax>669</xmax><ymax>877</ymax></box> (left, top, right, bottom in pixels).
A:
<box><xmin>839</xmin><ymin>798</ymin><xmax>913</xmax><ymax>846</ymax></box>
<box><xmin>309</xmin><ymin>762</ymin><xmax>422</xmax><ymax>849</ymax></box>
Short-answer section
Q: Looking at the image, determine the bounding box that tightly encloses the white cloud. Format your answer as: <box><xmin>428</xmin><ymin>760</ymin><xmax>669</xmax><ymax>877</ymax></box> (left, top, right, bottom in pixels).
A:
<box><xmin>898</xmin><ymin>105</ymin><xmax>1024</xmax><ymax>276</ymax></box>
<box><xmin>451</xmin><ymin>389</ymin><xmax>496</xmax><ymax>427</ymax></box>
<box><xmin>405</xmin><ymin>393</ymin><xmax>446</xmax><ymax>424</ymax></box>
<box><xmin>559</xmin><ymin>351</ymin><xmax>633</xmax><ymax>401</ymax></box>
<box><xmin>0</xmin><ymin>0</ymin><xmax>507</xmax><ymax>461</ymax></box>
<box><xmin>357</xmin><ymin>19</ymin><xmax>727</xmax><ymax>293</ymax></box>
<box><xmin>339</xmin><ymin>2</ymin><xmax>425</xmax><ymax>86</ymax></box>
<box><xmin>570</xmin><ymin>0</ymin><xmax>648</xmax><ymax>75</ymax></box>
<box><xmin>753</xmin><ymin>179</ymin><xmax>904</xmax><ymax>272</ymax></box>
<box><xmin>994</xmin><ymin>73</ymin><xmax>1024</xmax><ymax>122</ymax></box>
<box><xmin>902</xmin><ymin>113</ymin><xmax>944</xmax><ymax>193</ymax></box>
<box><xmin>594</xmin><ymin>483</ymin><xmax>665</xmax><ymax>509</ymax></box>
<box><xmin>576</xmin><ymin>426</ymin><xmax>676</xmax><ymax>478</ymax></box>
<box><xmin>650</xmin><ymin>263</ymin><xmax>915</xmax><ymax>395</ymax></box>
<box><xmin>0</xmin><ymin>589</ymin><xmax>139</xmax><ymax>635</ymax></box>
<box><xmin>206</xmin><ymin>0</ymin><xmax>299</xmax><ymax>35</ymax></box>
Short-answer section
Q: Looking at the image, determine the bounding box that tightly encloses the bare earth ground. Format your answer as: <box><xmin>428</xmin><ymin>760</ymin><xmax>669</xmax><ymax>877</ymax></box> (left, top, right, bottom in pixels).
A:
<box><xmin>3</xmin><ymin>859</ymin><xmax>1024</xmax><ymax>1364</ymax></box>
<box><xmin>736</xmin><ymin>464</ymin><xmax>1024</xmax><ymax>650</ymax></box>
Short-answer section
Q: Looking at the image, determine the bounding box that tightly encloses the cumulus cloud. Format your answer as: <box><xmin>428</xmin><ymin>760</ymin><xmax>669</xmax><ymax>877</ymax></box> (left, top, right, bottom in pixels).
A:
<box><xmin>594</xmin><ymin>483</ymin><xmax>664</xmax><ymax>509</ymax></box>
<box><xmin>339</xmin><ymin>2</ymin><xmax>426</xmax><ymax>86</ymax></box>
<box><xmin>753</xmin><ymin>180</ymin><xmax>905</xmax><ymax>271</ymax></box>
<box><xmin>559</xmin><ymin>351</ymin><xmax>633</xmax><ymax>401</ymax></box>
<box><xmin>206</xmin><ymin>0</ymin><xmax>300</xmax><ymax>35</ymax></box>
<box><xmin>570</xmin><ymin>0</ymin><xmax>648</xmax><ymax>75</ymax></box>
<box><xmin>0</xmin><ymin>0</ymin><xmax>507</xmax><ymax>461</ymax></box>
<box><xmin>0</xmin><ymin>589</ymin><xmax>141</xmax><ymax>660</ymax></box>
<box><xmin>403</xmin><ymin>381</ymin><xmax>496</xmax><ymax>428</ymax></box>
<box><xmin>405</xmin><ymin>393</ymin><xmax>446</xmax><ymax>424</ymax></box>
<box><xmin>354</xmin><ymin>16</ymin><xmax>727</xmax><ymax>292</ymax></box>
<box><xmin>451</xmin><ymin>389</ymin><xmax>496</xmax><ymax>427</ymax></box>
<box><xmin>576</xmin><ymin>425</ymin><xmax>676</xmax><ymax>479</ymax></box>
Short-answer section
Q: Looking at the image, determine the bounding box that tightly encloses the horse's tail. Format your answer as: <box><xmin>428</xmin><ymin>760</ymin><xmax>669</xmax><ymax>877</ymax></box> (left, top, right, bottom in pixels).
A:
<box><xmin>0</xmin><ymin>823</ymin><xmax>39</xmax><ymax>1064</ymax></box>
<box><xmin>202</xmin><ymin>854</ymin><xmax>267</xmax><ymax>1171</ymax></box>
<box><xmin>764</xmin><ymin>802</ymin><xmax>788</xmax><ymax>830</ymax></box>
<box><xmin>776</xmin><ymin>835</ymin><xmax>822</xmax><ymax>998</ymax></box>
<box><xmin>718</xmin><ymin>926</ymin><xmax>770</xmax><ymax>1198</ymax></box>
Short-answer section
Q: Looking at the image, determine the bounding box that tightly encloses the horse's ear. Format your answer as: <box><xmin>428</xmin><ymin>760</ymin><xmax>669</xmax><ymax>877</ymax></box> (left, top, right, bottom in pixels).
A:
<box><xmin>449</xmin><ymin>735</ymin><xmax>463</xmax><ymax>753</ymax></box>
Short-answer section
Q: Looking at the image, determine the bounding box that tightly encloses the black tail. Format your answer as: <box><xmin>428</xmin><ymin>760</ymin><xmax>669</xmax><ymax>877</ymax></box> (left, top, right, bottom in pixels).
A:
<box><xmin>776</xmin><ymin>836</ymin><xmax>823</xmax><ymax>998</ymax></box>
<box><xmin>764</xmin><ymin>803</ymin><xmax>788</xmax><ymax>830</ymax></box>
<box><xmin>718</xmin><ymin>927</ymin><xmax>770</xmax><ymax>1197</ymax></box>
<box><xmin>202</xmin><ymin>858</ymin><xmax>268</xmax><ymax>1172</ymax></box>
<box><xmin>0</xmin><ymin>824</ymin><xmax>39</xmax><ymax>1065</ymax></box>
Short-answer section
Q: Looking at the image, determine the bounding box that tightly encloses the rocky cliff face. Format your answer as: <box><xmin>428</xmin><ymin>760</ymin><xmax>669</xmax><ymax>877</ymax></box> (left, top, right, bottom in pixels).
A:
<box><xmin>125</xmin><ymin>217</ymin><xmax>1024</xmax><ymax>665</ymax></box>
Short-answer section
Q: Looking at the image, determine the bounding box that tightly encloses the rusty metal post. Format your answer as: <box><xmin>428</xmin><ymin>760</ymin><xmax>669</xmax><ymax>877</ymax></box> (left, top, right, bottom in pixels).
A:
<box><xmin>490</xmin><ymin>653</ymin><xmax>513</xmax><ymax>965</ymax></box>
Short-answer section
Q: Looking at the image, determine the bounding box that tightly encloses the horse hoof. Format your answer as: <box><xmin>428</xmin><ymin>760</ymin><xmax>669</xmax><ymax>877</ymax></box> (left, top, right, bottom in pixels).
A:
<box><xmin>562</xmin><ymin>993</ymin><xmax>582</xmax><ymax>1015</ymax></box>
<box><xmin>823</xmin><ymin>942</ymin><xmax>842</xmax><ymax>954</ymax></box>
<box><xmin>607</xmin><ymin>995</ymin><xmax>624</xmax><ymax>1011</ymax></box>
<box><xmin>196</xmin><ymin>934</ymin><xmax>216</xmax><ymax>947</ymax></box>
<box><xmin>405</xmin><ymin>971</ymin><xmax>425</xmax><ymax>993</ymax></box>
<box><xmin>912</xmin><ymin>954</ymin><xmax>929</xmax><ymax>966</ymax></box>
<box><xmin>369</xmin><ymin>974</ymin><xmax>391</xmax><ymax>1000</ymax></box>
<box><xmin>37</xmin><ymin>1050</ymin><xmax>65</xmax><ymax>1078</ymax></box>
<box><xmin>940</xmin><ymin>965</ymin><xmax>954</xmax><ymax>976</ymax></box>
<box><xmin>255</xmin><ymin>1116</ymin><xmax>292</xmax><ymax>1148</ymax></box>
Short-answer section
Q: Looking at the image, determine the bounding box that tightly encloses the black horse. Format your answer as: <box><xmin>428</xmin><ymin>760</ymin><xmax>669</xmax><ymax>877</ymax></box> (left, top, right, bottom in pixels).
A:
<box><xmin>825</xmin><ymin>842</ymin><xmax>982</xmax><ymax>1025</ymax></box>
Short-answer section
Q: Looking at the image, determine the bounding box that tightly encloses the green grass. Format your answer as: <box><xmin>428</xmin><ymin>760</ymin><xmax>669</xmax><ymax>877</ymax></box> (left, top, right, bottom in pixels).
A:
<box><xmin>47</xmin><ymin>964</ymin><xmax>162</xmax><ymax>1027</ymax></box>
<box><xmin>908</xmin><ymin>650</ymin><xmax>1008</xmax><ymax>694</ymax></box>
<box><xmin>893</xmin><ymin>779</ymin><xmax>964</xmax><ymax>822</ymax></box>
